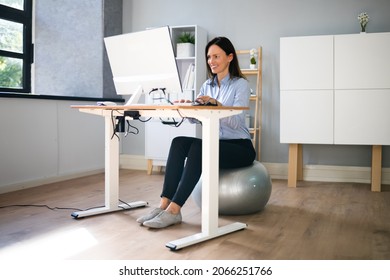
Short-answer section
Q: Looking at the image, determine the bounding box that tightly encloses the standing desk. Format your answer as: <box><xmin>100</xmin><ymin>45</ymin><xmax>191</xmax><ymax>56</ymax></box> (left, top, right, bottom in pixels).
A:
<box><xmin>71</xmin><ymin>104</ymin><xmax>249</xmax><ymax>250</ymax></box>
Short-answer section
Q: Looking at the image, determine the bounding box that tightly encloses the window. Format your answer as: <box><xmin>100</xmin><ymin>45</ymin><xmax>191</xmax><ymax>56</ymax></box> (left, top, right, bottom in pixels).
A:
<box><xmin>0</xmin><ymin>0</ymin><xmax>33</xmax><ymax>93</ymax></box>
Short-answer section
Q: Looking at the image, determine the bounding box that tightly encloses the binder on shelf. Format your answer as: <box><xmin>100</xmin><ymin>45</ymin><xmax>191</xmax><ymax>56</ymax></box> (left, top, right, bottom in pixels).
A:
<box><xmin>183</xmin><ymin>63</ymin><xmax>195</xmax><ymax>90</ymax></box>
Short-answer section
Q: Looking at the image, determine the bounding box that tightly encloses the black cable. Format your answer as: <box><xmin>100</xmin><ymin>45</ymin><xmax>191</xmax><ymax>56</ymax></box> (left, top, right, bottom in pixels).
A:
<box><xmin>118</xmin><ymin>199</ymin><xmax>133</xmax><ymax>210</ymax></box>
<box><xmin>172</xmin><ymin>112</ymin><xmax>186</xmax><ymax>127</ymax></box>
<box><xmin>111</xmin><ymin>110</ymin><xmax>121</xmax><ymax>140</ymax></box>
<box><xmin>137</xmin><ymin>117</ymin><xmax>152</xmax><ymax>122</ymax></box>
<box><xmin>0</xmin><ymin>204</ymin><xmax>100</xmax><ymax>212</ymax></box>
<box><xmin>0</xmin><ymin>199</ymin><xmax>133</xmax><ymax>212</ymax></box>
<box><xmin>149</xmin><ymin>88</ymin><xmax>174</xmax><ymax>105</ymax></box>
<box><xmin>161</xmin><ymin>109</ymin><xmax>188</xmax><ymax>127</ymax></box>
<box><xmin>124</xmin><ymin>120</ymin><xmax>139</xmax><ymax>136</ymax></box>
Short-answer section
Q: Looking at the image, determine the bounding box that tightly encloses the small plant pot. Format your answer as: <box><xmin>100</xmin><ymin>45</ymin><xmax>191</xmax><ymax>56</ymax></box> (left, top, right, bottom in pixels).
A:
<box><xmin>176</xmin><ymin>43</ymin><xmax>195</xmax><ymax>57</ymax></box>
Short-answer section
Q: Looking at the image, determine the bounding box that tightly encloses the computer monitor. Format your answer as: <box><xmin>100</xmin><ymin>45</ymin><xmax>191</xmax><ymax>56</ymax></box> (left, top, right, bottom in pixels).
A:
<box><xmin>104</xmin><ymin>26</ymin><xmax>182</xmax><ymax>105</ymax></box>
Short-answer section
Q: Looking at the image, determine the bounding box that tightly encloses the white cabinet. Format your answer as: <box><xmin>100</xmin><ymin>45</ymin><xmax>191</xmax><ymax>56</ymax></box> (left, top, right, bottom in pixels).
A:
<box><xmin>280</xmin><ymin>32</ymin><xmax>390</xmax><ymax>146</ymax></box>
<box><xmin>280</xmin><ymin>35</ymin><xmax>334</xmax><ymax>144</ymax></box>
<box><xmin>145</xmin><ymin>25</ymin><xmax>207</xmax><ymax>174</ymax></box>
<box><xmin>145</xmin><ymin>120</ymin><xmax>199</xmax><ymax>163</ymax></box>
<box><xmin>280</xmin><ymin>32</ymin><xmax>390</xmax><ymax>191</ymax></box>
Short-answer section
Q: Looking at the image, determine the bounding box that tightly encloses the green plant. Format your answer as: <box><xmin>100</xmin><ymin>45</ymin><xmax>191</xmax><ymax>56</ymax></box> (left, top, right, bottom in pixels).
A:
<box><xmin>250</xmin><ymin>56</ymin><xmax>256</xmax><ymax>64</ymax></box>
<box><xmin>250</xmin><ymin>48</ymin><xmax>257</xmax><ymax>65</ymax></box>
<box><xmin>177</xmin><ymin>32</ymin><xmax>195</xmax><ymax>44</ymax></box>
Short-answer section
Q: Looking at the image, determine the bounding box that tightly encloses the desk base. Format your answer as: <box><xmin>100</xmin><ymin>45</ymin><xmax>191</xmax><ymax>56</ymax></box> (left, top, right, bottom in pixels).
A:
<box><xmin>166</xmin><ymin>222</ymin><xmax>247</xmax><ymax>251</ymax></box>
<box><xmin>71</xmin><ymin>200</ymin><xmax>147</xmax><ymax>219</ymax></box>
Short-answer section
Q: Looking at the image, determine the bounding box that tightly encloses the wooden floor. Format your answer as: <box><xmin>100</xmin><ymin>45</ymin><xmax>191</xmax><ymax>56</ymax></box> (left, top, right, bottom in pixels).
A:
<box><xmin>0</xmin><ymin>169</ymin><xmax>389</xmax><ymax>260</ymax></box>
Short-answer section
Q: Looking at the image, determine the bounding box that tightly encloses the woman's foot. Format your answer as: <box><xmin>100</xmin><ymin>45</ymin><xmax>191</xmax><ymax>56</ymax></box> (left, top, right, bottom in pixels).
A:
<box><xmin>136</xmin><ymin>207</ymin><xmax>163</xmax><ymax>224</ymax></box>
<box><xmin>142</xmin><ymin>210</ymin><xmax>182</xmax><ymax>228</ymax></box>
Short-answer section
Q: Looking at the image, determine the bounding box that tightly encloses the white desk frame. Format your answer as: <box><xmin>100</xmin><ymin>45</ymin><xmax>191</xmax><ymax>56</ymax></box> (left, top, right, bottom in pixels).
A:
<box><xmin>70</xmin><ymin>108</ymin><xmax>148</xmax><ymax>219</ymax></box>
<box><xmin>71</xmin><ymin>105</ymin><xmax>248</xmax><ymax>250</ymax></box>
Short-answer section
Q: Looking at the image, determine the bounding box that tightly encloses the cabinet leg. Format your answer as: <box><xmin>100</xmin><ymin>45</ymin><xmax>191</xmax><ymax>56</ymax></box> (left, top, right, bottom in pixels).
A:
<box><xmin>147</xmin><ymin>159</ymin><xmax>153</xmax><ymax>175</ymax></box>
<box><xmin>297</xmin><ymin>144</ymin><xmax>303</xmax><ymax>181</ymax></box>
<box><xmin>371</xmin><ymin>145</ymin><xmax>382</xmax><ymax>192</ymax></box>
<box><xmin>288</xmin><ymin>144</ymin><xmax>302</xmax><ymax>187</ymax></box>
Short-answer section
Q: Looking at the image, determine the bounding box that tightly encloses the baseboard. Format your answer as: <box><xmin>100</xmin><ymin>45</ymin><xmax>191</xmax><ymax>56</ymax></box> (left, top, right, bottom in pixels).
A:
<box><xmin>119</xmin><ymin>154</ymin><xmax>148</xmax><ymax>170</ymax></box>
<box><xmin>0</xmin><ymin>168</ymin><xmax>104</xmax><ymax>195</ymax></box>
<box><xmin>262</xmin><ymin>162</ymin><xmax>390</xmax><ymax>185</ymax></box>
<box><xmin>120</xmin><ymin>154</ymin><xmax>167</xmax><ymax>173</ymax></box>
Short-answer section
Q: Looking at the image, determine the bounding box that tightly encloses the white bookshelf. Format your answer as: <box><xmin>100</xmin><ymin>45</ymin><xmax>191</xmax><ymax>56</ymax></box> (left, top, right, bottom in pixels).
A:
<box><xmin>145</xmin><ymin>25</ymin><xmax>207</xmax><ymax>174</ymax></box>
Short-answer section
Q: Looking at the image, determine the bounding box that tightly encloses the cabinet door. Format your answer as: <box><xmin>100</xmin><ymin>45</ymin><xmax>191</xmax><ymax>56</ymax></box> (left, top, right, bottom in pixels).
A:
<box><xmin>334</xmin><ymin>89</ymin><xmax>390</xmax><ymax>145</ymax></box>
<box><xmin>280</xmin><ymin>90</ymin><xmax>334</xmax><ymax>144</ymax></box>
<box><xmin>335</xmin><ymin>33</ymin><xmax>390</xmax><ymax>89</ymax></box>
<box><xmin>145</xmin><ymin>120</ymin><xmax>198</xmax><ymax>161</ymax></box>
<box><xmin>145</xmin><ymin>120</ymin><xmax>172</xmax><ymax>160</ymax></box>
<box><xmin>280</xmin><ymin>35</ymin><xmax>333</xmax><ymax>90</ymax></box>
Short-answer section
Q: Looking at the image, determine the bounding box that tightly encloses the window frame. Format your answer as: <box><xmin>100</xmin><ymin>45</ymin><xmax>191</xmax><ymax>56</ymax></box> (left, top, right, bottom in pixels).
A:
<box><xmin>0</xmin><ymin>0</ymin><xmax>33</xmax><ymax>93</ymax></box>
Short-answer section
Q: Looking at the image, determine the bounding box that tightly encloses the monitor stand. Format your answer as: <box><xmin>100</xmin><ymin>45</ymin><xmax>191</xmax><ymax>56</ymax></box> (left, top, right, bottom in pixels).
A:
<box><xmin>124</xmin><ymin>85</ymin><xmax>143</xmax><ymax>106</ymax></box>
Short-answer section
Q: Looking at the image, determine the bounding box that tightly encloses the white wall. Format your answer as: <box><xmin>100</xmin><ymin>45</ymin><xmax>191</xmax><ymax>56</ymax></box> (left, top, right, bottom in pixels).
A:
<box><xmin>0</xmin><ymin>98</ymin><xmax>105</xmax><ymax>194</ymax></box>
<box><xmin>122</xmin><ymin>0</ymin><xmax>390</xmax><ymax>168</ymax></box>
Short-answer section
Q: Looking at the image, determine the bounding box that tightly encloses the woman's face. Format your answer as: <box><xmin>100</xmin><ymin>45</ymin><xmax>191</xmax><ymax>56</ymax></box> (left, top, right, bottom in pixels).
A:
<box><xmin>207</xmin><ymin>44</ymin><xmax>233</xmax><ymax>76</ymax></box>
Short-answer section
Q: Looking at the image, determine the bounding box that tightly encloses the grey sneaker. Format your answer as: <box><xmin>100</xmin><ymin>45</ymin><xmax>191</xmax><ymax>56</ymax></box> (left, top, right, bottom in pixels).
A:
<box><xmin>143</xmin><ymin>211</ymin><xmax>182</xmax><ymax>228</ymax></box>
<box><xmin>136</xmin><ymin>208</ymin><xmax>163</xmax><ymax>224</ymax></box>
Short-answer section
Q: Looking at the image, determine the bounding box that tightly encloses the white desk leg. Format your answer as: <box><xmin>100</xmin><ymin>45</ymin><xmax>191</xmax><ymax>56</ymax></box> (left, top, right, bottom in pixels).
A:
<box><xmin>72</xmin><ymin>113</ymin><xmax>147</xmax><ymax>218</ymax></box>
<box><xmin>166</xmin><ymin>115</ymin><xmax>247</xmax><ymax>250</ymax></box>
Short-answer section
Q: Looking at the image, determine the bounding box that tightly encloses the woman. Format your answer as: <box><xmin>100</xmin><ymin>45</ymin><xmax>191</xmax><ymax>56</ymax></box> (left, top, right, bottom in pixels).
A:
<box><xmin>137</xmin><ymin>37</ymin><xmax>256</xmax><ymax>228</ymax></box>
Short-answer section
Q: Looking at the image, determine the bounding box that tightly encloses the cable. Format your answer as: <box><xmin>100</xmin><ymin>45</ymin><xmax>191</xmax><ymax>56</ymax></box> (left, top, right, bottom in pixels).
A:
<box><xmin>148</xmin><ymin>87</ymin><xmax>173</xmax><ymax>105</ymax></box>
<box><xmin>118</xmin><ymin>199</ymin><xmax>133</xmax><ymax>210</ymax></box>
<box><xmin>124</xmin><ymin>120</ymin><xmax>139</xmax><ymax>136</ymax></box>
<box><xmin>137</xmin><ymin>117</ymin><xmax>152</xmax><ymax>122</ymax></box>
<box><xmin>0</xmin><ymin>204</ymin><xmax>98</xmax><ymax>212</ymax></box>
<box><xmin>0</xmin><ymin>199</ymin><xmax>134</xmax><ymax>212</ymax></box>
<box><xmin>160</xmin><ymin>109</ymin><xmax>188</xmax><ymax>127</ymax></box>
<box><xmin>111</xmin><ymin>110</ymin><xmax>121</xmax><ymax>140</ymax></box>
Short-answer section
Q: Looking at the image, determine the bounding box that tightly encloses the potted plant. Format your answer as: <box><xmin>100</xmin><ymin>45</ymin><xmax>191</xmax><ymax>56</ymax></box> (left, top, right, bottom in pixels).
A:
<box><xmin>176</xmin><ymin>32</ymin><xmax>195</xmax><ymax>57</ymax></box>
<box><xmin>249</xmin><ymin>48</ymin><xmax>257</xmax><ymax>69</ymax></box>
<box><xmin>358</xmin><ymin>12</ymin><xmax>369</xmax><ymax>33</ymax></box>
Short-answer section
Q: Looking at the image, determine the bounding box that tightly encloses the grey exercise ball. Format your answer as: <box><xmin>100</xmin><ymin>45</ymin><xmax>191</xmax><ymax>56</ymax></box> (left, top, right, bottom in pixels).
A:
<box><xmin>192</xmin><ymin>161</ymin><xmax>272</xmax><ymax>215</ymax></box>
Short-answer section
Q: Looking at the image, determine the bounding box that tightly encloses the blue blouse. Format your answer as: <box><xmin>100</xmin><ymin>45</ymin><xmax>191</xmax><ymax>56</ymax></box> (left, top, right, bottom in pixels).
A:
<box><xmin>197</xmin><ymin>74</ymin><xmax>251</xmax><ymax>140</ymax></box>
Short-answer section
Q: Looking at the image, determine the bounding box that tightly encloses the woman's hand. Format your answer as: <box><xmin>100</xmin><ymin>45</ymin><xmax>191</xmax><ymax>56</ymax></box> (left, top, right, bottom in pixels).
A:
<box><xmin>173</xmin><ymin>99</ymin><xmax>192</xmax><ymax>104</ymax></box>
<box><xmin>195</xmin><ymin>96</ymin><xmax>222</xmax><ymax>106</ymax></box>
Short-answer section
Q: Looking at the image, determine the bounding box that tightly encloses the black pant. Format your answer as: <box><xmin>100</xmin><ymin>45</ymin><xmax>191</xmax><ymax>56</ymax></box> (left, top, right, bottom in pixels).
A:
<box><xmin>161</xmin><ymin>136</ymin><xmax>256</xmax><ymax>207</ymax></box>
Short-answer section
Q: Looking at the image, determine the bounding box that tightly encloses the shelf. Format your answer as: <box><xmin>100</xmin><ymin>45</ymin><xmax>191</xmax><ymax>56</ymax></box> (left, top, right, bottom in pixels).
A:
<box><xmin>241</xmin><ymin>69</ymin><xmax>259</xmax><ymax>75</ymax></box>
<box><xmin>176</xmin><ymin>57</ymin><xmax>195</xmax><ymax>60</ymax></box>
<box><xmin>238</xmin><ymin>47</ymin><xmax>262</xmax><ymax>160</ymax></box>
